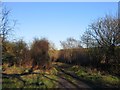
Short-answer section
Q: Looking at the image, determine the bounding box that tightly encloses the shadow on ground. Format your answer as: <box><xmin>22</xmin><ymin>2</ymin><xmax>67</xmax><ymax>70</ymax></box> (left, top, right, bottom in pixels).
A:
<box><xmin>2</xmin><ymin>62</ymin><xmax>119</xmax><ymax>89</ymax></box>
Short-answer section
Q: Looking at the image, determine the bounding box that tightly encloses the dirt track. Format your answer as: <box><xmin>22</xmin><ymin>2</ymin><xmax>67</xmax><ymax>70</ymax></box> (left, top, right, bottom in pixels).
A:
<box><xmin>54</xmin><ymin>64</ymin><xmax>92</xmax><ymax>89</ymax></box>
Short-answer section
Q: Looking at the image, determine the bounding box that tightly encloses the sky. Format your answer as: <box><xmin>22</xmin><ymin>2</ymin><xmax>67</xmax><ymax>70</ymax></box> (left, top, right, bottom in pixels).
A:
<box><xmin>3</xmin><ymin>2</ymin><xmax>118</xmax><ymax>49</ymax></box>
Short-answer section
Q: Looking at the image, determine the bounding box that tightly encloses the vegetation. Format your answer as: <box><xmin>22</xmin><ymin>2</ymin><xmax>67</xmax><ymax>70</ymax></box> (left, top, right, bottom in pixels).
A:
<box><xmin>1</xmin><ymin>5</ymin><xmax>120</xmax><ymax>89</ymax></box>
<box><xmin>71</xmin><ymin>65</ymin><xmax>120</xmax><ymax>87</ymax></box>
<box><xmin>30</xmin><ymin>38</ymin><xmax>51</xmax><ymax>70</ymax></box>
<box><xmin>2</xmin><ymin>64</ymin><xmax>58</xmax><ymax>88</ymax></box>
<box><xmin>55</xmin><ymin>62</ymin><xmax>120</xmax><ymax>88</ymax></box>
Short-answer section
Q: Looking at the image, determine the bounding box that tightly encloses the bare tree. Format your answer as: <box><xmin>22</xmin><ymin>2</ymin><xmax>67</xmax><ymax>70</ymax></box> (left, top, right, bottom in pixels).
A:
<box><xmin>0</xmin><ymin>5</ymin><xmax>16</xmax><ymax>43</ymax></box>
<box><xmin>88</xmin><ymin>15</ymin><xmax>119</xmax><ymax>48</ymax></box>
<box><xmin>60</xmin><ymin>37</ymin><xmax>82</xmax><ymax>63</ymax></box>
<box><xmin>60</xmin><ymin>37</ymin><xmax>82</xmax><ymax>49</ymax></box>
<box><xmin>81</xmin><ymin>30</ymin><xmax>96</xmax><ymax>48</ymax></box>
<box><xmin>88</xmin><ymin>15</ymin><xmax>120</xmax><ymax>64</ymax></box>
<box><xmin>0</xmin><ymin>5</ymin><xmax>16</xmax><ymax>64</ymax></box>
<box><xmin>49</xmin><ymin>41</ymin><xmax>57</xmax><ymax>51</ymax></box>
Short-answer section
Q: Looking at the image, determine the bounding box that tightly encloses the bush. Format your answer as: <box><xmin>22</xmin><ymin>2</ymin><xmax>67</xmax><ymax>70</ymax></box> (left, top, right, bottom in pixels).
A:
<box><xmin>30</xmin><ymin>38</ymin><xmax>50</xmax><ymax>70</ymax></box>
<box><xmin>13</xmin><ymin>39</ymin><xmax>30</xmax><ymax>66</ymax></box>
<box><xmin>2</xmin><ymin>40</ymin><xmax>31</xmax><ymax>67</ymax></box>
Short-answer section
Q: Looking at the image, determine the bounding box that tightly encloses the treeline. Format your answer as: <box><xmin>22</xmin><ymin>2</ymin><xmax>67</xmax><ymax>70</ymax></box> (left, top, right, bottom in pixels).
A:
<box><xmin>56</xmin><ymin>46</ymin><xmax>120</xmax><ymax>75</ymax></box>
<box><xmin>1</xmin><ymin>6</ymin><xmax>120</xmax><ymax>75</ymax></box>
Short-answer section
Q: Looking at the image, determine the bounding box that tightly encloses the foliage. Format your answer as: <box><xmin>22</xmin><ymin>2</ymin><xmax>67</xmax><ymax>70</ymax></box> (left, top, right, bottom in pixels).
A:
<box><xmin>2</xmin><ymin>39</ymin><xmax>30</xmax><ymax>66</ymax></box>
<box><xmin>13</xmin><ymin>39</ymin><xmax>30</xmax><ymax>66</ymax></box>
<box><xmin>30</xmin><ymin>38</ymin><xmax>50</xmax><ymax>69</ymax></box>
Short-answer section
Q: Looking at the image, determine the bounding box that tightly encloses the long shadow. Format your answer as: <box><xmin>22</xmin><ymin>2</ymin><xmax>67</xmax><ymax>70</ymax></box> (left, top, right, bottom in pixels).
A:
<box><xmin>25</xmin><ymin>80</ymin><xmax>48</xmax><ymax>88</ymax></box>
<box><xmin>55</xmin><ymin>74</ymin><xmax>81</xmax><ymax>88</ymax></box>
<box><xmin>55</xmin><ymin>67</ymin><xmax>93</xmax><ymax>88</ymax></box>
<box><xmin>3</xmin><ymin>73</ymin><xmax>48</xmax><ymax>89</ymax></box>
<box><xmin>53</xmin><ymin>64</ymin><xmax>93</xmax><ymax>89</ymax></box>
<box><xmin>2</xmin><ymin>72</ymin><xmax>33</xmax><ymax>77</ymax></box>
<box><xmin>2</xmin><ymin>80</ymin><xmax>14</xmax><ymax>84</ymax></box>
<box><xmin>2</xmin><ymin>71</ymin><xmax>66</xmax><ymax>88</ymax></box>
<box><xmin>2</xmin><ymin>72</ymin><xmax>46</xmax><ymax>88</ymax></box>
<box><xmin>3</xmin><ymin>64</ymin><xmax>115</xmax><ymax>89</ymax></box>
<box><xmin>56</xmin><ymin>65</ymin><xmax>109</xmax><ymax>89</ymax></box>
<box><xmin>43</xmin><ymin>75</ymin><xmax>66</xmax><ymax>88</ymax></box>
<box><xmin>3</xmin><ymin>73</ymin><xmax>26</xmax><ymax>86</ymax></box>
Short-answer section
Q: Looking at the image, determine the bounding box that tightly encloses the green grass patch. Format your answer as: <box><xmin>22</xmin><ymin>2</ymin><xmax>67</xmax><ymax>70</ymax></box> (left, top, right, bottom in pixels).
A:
<box><xmin>69</xmin><ymin>65</ymin><xmax>120</xmax><ymax>87</ymax></box>
<box><xmin>2</xmin><ymin>65</ymin><xmax>58</xmax><ymax>88</ymax></box>
<box><xmin>3</xmin><ymin>78</ymin><xmax>24</xmax><ymax>88</ymax></box>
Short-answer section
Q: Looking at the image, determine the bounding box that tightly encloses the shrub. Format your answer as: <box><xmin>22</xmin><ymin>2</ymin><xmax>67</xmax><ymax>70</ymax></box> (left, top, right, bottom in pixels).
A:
<box><xmin>30</xmin><ymin>38</ymin><xmax>50</xmax><ymax>70</ymax></box>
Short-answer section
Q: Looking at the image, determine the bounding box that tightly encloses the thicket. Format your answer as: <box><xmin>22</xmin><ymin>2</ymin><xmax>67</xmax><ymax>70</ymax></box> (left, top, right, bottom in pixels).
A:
<box><xmin>2</xmin><ymin>38</ymin><xmax>52</xmax><ymax>70</ymax></box>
